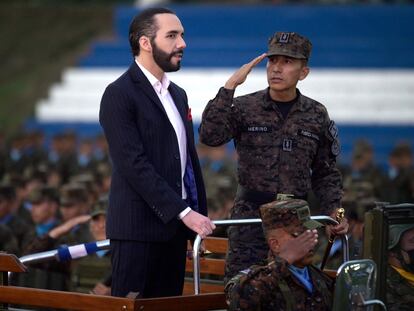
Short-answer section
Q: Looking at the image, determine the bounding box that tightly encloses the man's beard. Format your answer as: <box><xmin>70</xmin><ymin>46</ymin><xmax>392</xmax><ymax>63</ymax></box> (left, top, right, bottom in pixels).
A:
<box><xmin>152</xmin><ymin>40</ymin><xmax>183</xmax><ymax>72</ymax></box>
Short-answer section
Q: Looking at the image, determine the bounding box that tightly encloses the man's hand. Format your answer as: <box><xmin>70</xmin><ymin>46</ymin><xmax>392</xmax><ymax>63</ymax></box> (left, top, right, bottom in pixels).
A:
<box><xmin>90</xmin><ymin>282</ymin><xmax>111</xmax><ymax>296</ymax></box>
<box><xmin>277</xmin><ymin>229</ymin><xmax>318</xmax><ymax>264</ymax></box>
<box><xmin>182</xmin><ymin>210</ymin><xmax>216</xmax><ymax>239</ymax></box>
<box><xmin>49</xmin><ymin>215</ymin><xmax>91</xmax><ymax>239</ymax></box>
<box><xmin>326</xmin><ymin>209</ymin><xmax>349</xmax><ymax>236</ymax></box>
<box><xmin>224</xmin><ymin>53</ymin><xmax>267</xmax><ymax>90</ymax></box>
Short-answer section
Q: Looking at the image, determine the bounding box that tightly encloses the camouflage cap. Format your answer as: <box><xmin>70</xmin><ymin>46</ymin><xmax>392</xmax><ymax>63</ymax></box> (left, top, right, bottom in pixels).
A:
<box><xmin>259</xmin><ymin>199</ymin><xmax>323</xmax><ymax>236</ymax></box>
<box><xmin>388</xmin><ymin>223</ymin><xmax>414</xmax><ymax>250</ymax></box>
<box><xmin>90</xmin><ymin>199</ymin><xmax>108</xmax><ymax>218</ymax></box>
<box><xmin>267</xmin><ymin>32</ymin><xmax>312</xmax><ymax>60</ymax></box>
<box><xmin>28</xmin><ymin>186</ymin><xmax>60</xmax><ymax>205</ymax></box>
<box><xmin>60</xmin><ymin>183</ymin><xmax>88</xmax><ymax>206</ymax></box>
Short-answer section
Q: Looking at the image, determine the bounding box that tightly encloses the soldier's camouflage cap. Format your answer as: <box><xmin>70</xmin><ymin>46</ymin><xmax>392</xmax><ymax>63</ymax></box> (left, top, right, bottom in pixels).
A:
<box><xmin>28</xmin><ymin>186</ymin><xmax>59</xmax><ymax>205</ymax></box>
<box><xmin>90</xmin><ymin>198</ymin><xmax>108</xmax><ymax>218</ymax></box>
<box><xmin>60</xmin><ymin>183</ymin><xmax>88</xmax><ymax>206</ymax></box>
<box><xmin>259</xmin><ymin>199</ymin><xmax>323</xmax><ymax>236</ymax></box>
<box><xmin>267</xmin><ymin>32</ymin><xmax>312</xmax><ymax>60</ymax></box>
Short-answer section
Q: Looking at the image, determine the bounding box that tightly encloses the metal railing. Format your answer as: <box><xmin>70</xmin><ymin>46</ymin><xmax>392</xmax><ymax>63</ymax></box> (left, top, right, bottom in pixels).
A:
<box><xmin>8</xmin><ymin>240</ymin><xmax>111</xmax><ymax>281</ymax></box>
<box><xmin>192</xmin><ymin>216</ymin><xmax>349</xmax><ymax>294</ymax></box>
<box><xmin>9</xmin><ymin>216</ymin><xmax>348</xmax><ymax>296</ymax></box>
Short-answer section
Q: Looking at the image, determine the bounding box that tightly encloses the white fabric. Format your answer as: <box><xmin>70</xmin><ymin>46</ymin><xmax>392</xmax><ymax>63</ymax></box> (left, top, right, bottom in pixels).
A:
<box><xmin>136</xmin><ymin>61</ymin><xmax>188</xmax><ymax>199</ymax></box>
<box><xmin>68</xmin><ymin>244</ymin><xmax>88</xmax><ymax>259</ymax></box>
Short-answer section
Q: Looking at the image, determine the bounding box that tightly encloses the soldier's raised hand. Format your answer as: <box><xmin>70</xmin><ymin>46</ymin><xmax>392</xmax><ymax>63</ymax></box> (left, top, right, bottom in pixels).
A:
<box><xmin>224</xmin><ymin>53</ymin><xmax>267</xmax><ymax>90</ymax></box>
<box><xmin>277</xmin><ymin>229</ymin><xmax>318</xmax><ymax>265</ymax></box>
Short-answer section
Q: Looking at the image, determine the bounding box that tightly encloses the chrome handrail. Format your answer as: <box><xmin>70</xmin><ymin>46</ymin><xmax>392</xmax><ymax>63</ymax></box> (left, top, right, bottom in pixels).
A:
<box><xmin>8</xmin><ymin>239</ymin><xmax>111</xmax><ymax>281</ymax></box>
<box><xmin>192</xmin><ymin>216</ymin><xmax>348</xmax><ymax>294</ymax></box>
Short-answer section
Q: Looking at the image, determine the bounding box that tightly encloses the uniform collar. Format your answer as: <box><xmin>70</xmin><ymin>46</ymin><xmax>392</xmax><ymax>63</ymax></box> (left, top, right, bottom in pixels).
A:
<box><xmin>262</xmin><ymin>88</ymin><xmax>315</xmax><ymax>113</ymax></box>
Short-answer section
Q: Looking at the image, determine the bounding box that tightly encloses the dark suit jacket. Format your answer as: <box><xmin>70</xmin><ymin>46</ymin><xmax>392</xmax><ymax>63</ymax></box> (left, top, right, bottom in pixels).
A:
<box><xmin>99</xmin><ymin>62</ymin><xmax>207</xmax><ymax>242</ymax></box>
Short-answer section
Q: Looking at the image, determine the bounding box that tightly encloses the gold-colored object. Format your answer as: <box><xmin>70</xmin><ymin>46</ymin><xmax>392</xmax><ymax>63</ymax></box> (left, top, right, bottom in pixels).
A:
<box><xmin>320</xmin><ymin>207</ymin><xmax>345</xmax><ymax>271</ymax></box>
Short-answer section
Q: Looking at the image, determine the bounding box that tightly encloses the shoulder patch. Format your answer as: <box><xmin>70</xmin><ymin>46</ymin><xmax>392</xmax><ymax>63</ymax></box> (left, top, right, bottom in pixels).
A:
<box><xmin>331</xmin><ymin>140</ymin><xmax>341</xmax><ymax>156</ymax></box>
<box><xmin>328</xmin><ymin>121</ymin><xmax>338</xmax><ymax>140</ymax></box>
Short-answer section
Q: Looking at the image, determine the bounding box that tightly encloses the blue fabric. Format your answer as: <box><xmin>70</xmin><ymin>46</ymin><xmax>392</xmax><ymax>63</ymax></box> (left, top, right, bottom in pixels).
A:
<box><xmin>329</xmin><ymin>238</ymin><xmax>342</xmax><ymax>256</ymax></box>
<box><xmin>0</xmin><ymin>214</ymin><xmax>13</xmax><ymax>225</ymax></box>
<box><xmin>35</xmin><ymin>219</ymin><xmax>58</xmax><ymax>237</ymax></box>
<box><xmin>57</xmin><ymin>247</ymin><xmax>71</xmax><ymax>262</ymax></box>
<box><xmin>288</xmin><ymin>265</ymin><xmax>313</xmax><ymax>294</ymax></box>
<box><xmin>183</xmin><ymin>153</ymin><xmax>198</xmax><ymax>211</ymax></box>
<box><xmin>96</xmin><ymin>249</ymin><xmax>109</xmax><ymax>258</ymax></box>
<box><xmin>84</xmin><ymin>242</ymin><xmax>100</xmax><ymax>254</ymax></box>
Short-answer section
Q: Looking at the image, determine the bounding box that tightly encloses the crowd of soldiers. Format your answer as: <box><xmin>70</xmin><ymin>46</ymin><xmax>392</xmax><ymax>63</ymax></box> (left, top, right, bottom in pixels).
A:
<box><xmin>0</xmin><ymin>129</ymin><xmax>413</xmax><ymax>299</ymax></box>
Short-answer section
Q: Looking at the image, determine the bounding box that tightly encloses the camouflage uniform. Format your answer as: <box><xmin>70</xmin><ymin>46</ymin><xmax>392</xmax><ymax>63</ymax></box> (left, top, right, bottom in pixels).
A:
<box><xmin>199</xmin><ymin>32</ymin><xmax>342</xmax><ymax>280</ymax></box>
<box><xmin>225</xmin><ymin>199</ymin><xmax>333</xmax><ymax>311</ymax></box>
<box><xmin>0</xmin><ymin>223</ymin><xmax>19</xmax><ymax>254</ymax></box>
<box><xmin>386</xmin><ymin>224</ymin><xmax>414</xmax><ymax>310</ymax></box>
<box><xmin>386</xmin><ymin>266</ymin><xmax>414</xmax><ymax>311</ymax></box>
<box><xmin>71</xmin><ymin>198</ymin><xmax>111</xmax><ymax>293</ymax></box>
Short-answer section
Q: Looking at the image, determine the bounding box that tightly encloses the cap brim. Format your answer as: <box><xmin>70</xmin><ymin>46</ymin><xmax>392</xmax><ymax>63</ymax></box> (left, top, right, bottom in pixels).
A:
<box><xmin>266</xmin><ymin>50</ymin><xmax>307</xmax><ymax>60</ymax></box>
<box><xmin>303</xmin><ymin>219</ymin><xmax>324</xmax><ymax>230</ymax></box>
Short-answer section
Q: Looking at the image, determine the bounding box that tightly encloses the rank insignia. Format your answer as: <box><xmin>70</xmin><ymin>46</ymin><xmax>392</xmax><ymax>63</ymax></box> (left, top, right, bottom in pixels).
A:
<box><xmin>283</xmin><ymin>139</ymin><xmax>292</xmax><ymax>151</ymax></box>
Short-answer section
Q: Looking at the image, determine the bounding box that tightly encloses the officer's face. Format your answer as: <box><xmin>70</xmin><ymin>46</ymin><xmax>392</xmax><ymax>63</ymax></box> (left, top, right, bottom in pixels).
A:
<box><xmin>270</xmin><ymin>228</ymin><xmax>316</xmax><ymax>267</ymax></box>
<box><xmin>31</xmin><ymin>201</ymin><xmax>57</xmax><ymax>224</ymax></box>
<box><xmin>60</xmin><ymin>203</ymin><xmax>83</xmax><ymax>222</ymax></box>
<box><xmin>150</xmin><ymin>13</ymin><xmax>186</xmax><ymax>72</ymax></box>
<box><xmin>90</xmin><ymin>214</ymin><xmax>106</xmax><ymax>241</ymax></box>
<box><xmin>266</xmin><ymin>55</ymin><xmax>309</xmax><ymax>97</ymax></box>
<box><xmin>400</xmin><ymin>228</ymin><xmax>414</xmax><ymax>262</ymax></box>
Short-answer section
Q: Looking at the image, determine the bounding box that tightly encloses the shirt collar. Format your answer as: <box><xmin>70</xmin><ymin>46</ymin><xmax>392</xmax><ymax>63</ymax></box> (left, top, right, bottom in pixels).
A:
<box><xmin>136</xmin><ymin>60</ymin><xmax>170</xmax><ymax>95</ymax></box>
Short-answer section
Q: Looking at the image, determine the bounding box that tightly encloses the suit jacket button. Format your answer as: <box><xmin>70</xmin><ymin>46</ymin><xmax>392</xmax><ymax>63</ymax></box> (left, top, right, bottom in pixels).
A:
<box><xmin>174</xmin><ymin>154</ymin><xmax>180</xmax><ymax>160</ymax></box>
<box><xmin>176</xmin><ymin>182</ymin><xmax>181</xmax><ymax>188</ymax></box>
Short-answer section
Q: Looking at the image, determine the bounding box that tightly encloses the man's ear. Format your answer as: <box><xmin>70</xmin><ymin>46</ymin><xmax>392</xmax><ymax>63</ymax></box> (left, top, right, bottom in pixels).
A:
<box><xmin>299</xmin><ymin>66</ymin><xmax>310</xmax><ymax>81</ymax></box>
<box><xmin>268</xmin><ymin>237</ymin><xmax>280</xmax><ymax>253</ymax></box>
<box><xmin>139</xmin><ymin>36</ymin><xmax>152</xmax><ymax>52</ymax></box>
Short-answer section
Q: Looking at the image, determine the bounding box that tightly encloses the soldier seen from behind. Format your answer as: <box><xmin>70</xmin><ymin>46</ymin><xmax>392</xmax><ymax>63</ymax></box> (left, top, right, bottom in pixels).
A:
<box><xmin>386</xmin><ymin>223</ymin><xmax>414</xmax><ymax>310</ymax></box>
<box><xmin>199</xmin><ymin>31</ymin><xmax>348</xmax><ymax>281</ymax></box>
<box><xmin>225</xmin><ymin>199</ymin><xmax>333</xmax><ymax>311</ymax></box>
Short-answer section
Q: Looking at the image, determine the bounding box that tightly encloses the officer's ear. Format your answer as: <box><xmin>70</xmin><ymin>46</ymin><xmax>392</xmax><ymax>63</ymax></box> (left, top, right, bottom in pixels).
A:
<box><xmin>268</xmin><ymin>237</ymin><xmax>280</xmax><ymax>253</ymax></box>
<box><xmin>299</xmin><ymin>65</ymin><xmax>309</xmax><ymax>81</ymax></box>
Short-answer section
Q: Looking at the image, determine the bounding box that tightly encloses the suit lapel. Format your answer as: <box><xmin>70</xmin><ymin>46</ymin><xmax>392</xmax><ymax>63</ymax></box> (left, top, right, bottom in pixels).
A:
<box><xmin>128</xmin><ymin>62</ymin><xmax>168</xmax><ymax>117</ymax></box>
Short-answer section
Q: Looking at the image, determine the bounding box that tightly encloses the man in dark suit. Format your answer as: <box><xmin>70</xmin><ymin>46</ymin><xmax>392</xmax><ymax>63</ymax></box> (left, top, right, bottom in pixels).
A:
<box><xmin>99</xmin><ymin>8</ymin><xmax>215</xmax><ymax>298</ymax></box>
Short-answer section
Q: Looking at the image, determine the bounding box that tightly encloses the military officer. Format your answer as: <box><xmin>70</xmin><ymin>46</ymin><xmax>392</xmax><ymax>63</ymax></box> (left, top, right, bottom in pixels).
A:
<box><xmin>387</xmin><ymin>223</ymin><xmax>414</xmax><ymax>310</ymax></box>
<box><xmin>225</xmin><ymin>199</ymin><xmax>333</xmax><ymax>311</ymax></box>
<box><xmin>199</xmin><ymin>31</ymin><xmax>347</xmax><ymax>281</ymax></box>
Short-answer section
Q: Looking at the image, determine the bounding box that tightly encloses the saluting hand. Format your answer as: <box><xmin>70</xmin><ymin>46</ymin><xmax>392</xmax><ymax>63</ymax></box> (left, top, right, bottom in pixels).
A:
<box><xmin>277</xmin><ymin>229</ymin><xmax>319</xmax><ymax>265</ymax></box>
<box><xmin>182</xmin><ymin>210</ymin><xmax>216</xmax><ymax>239</ymax></box>
<box><xmin>224</xmin><ymin>53</ymin><xmax>267</xmax><ymax>90</ymax></box>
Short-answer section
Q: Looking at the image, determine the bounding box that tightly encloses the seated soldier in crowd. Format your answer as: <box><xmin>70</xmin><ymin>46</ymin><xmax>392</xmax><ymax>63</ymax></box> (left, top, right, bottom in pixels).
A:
<box><xmin>0</xmin><ymin>223</ymin><xmax>19</xmax><ymax>255</ymax></box>
<box><xmin>16</xmin><ymin>184</ymin><xmax>91</xmax><ymax>290</ymax></box>
<box><xmin>387</xmin><ymin>223</ymin><xmax>414</xmax><ymax>310</ymax></box>
<box><xmin>0</xmin><ymin>183</ymin><xmax>32</xmax><ymax>255</ymax></box>
<box><xmin>72</xmin><ymin>197</ymin><xmax>111</xmax><ymax>295</ymax></box>
<box><xmin>225</xmin><ymin>199</ymin><xmax>333</xmax><ymax>311</ymax></box>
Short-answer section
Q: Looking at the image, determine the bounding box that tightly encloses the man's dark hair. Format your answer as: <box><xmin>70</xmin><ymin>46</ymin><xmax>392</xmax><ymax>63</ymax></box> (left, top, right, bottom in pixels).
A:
<box><xmin>129</xmin><ymin>7</ymin><xmax>175</xmax><ymax>57</ymax></box>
